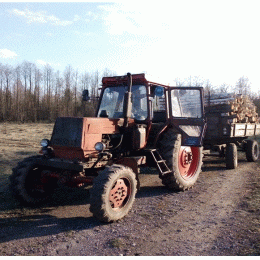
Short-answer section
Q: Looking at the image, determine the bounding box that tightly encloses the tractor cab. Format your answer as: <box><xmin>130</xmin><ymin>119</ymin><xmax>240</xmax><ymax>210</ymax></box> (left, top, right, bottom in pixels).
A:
<box><xmin>95</xmin><ymin>73</ymin><xmax>206</xmax><ymax>149</ymax></box>
<box><xmin>49</xmin><ymin>73</ymin><xmax>206</xmax><ymax>161</ymax></box>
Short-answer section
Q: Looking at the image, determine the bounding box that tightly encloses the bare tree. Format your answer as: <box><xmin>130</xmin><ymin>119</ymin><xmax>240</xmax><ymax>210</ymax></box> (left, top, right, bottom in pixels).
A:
<box><xmin>3</xmin><ymin>65</ymin><xmax>13</xmax><ymax>120</ymax></box>
<box><xmin>175</xmin><ymin>75</ymin><xmax>206</xmax><ymax>87</ymax></box>
<box><xmin>102</xmin><ymin>68</ymin><xmax>116</xmax><ymax>77</ymax></box>
<box><xmin>91</xmin><ymin>70</ymin><xmax>100</xmax><ymax>98</ymax></box>
<box><xmin>53</xmin><ymin>70</ymin><xmax>63</xmax><ymax>120</ymax></box>
<box><xmin>216</xmin><ymin>83</ymin><xmax>232</xmax><ymax>94</ymax></box>
<box><xmin>0</xmin><ymin>63</ymin><xmax>4</xmax><ymax>120</ymax></box>
<box><xmin>63</xmin><ymin>65</ymin><xmax>74</xmax><ymax>116</ymax></box>
<box><xmin>236</xmin><ymin>76</ymin><xmax>251</xmax><ymax>95</ymax></box>
<box><xmin>33</xmin><ymin>67</ymin><xmax>42</xmax><ymax>122</ymax></box>
<box><xmin>21</xmin><ymin>61</ymin><xmax>36</xmax><ymax>121</ymax></box>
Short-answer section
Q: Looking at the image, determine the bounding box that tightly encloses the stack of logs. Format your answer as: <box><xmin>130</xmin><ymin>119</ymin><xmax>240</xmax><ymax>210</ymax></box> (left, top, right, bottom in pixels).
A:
<box><xmin>204</xmin><ymin>93</ymin><xmax>259</xmax><ymax>124</ymax></box>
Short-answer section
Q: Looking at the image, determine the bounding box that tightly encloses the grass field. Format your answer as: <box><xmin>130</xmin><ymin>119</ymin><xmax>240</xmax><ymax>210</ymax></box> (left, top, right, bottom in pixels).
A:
<box><xmin>0</xmin><ymin>123</ymin><xmax>54</xmax><ymax>194</ymax></box>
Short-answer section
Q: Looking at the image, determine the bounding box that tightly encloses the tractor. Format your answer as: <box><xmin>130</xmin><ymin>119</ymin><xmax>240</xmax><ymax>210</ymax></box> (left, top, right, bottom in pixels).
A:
<box><xmin>10</xmin><ymin>73</ymin><xmax>206</xmax><ymax>222</ymax></box>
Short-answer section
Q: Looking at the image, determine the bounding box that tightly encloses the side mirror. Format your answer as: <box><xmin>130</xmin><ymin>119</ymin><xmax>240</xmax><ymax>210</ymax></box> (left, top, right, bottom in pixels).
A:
<box><xmin>154</xmin><ymin>86</ymin><xmax>164</xmax><ymax>97</ymax></box>
<box><xmin>82</xmin><ymin>89</ymin><xmax>90</xmax><ymax>101</ymax></box>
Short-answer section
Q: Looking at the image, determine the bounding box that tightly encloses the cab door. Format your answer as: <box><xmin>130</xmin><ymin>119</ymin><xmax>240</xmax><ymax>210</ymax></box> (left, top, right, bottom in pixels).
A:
<box><xmin>168</xmin><ymin>87</ymin><xmax>207</xmax><ymax>146</ymax></box>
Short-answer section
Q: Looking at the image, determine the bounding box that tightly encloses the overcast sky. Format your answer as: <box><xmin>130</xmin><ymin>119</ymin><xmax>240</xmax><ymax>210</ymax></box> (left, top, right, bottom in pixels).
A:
<box><xmin>0</xmin><ymin>0</ymin><xmax>260</xmax><ymax>92</ymax></box>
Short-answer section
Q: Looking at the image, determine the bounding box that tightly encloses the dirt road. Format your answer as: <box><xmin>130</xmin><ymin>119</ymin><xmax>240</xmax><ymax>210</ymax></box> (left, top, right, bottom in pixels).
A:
<box><xmin>0</xmin><ymin>123</ymin><xmax>260</xmax><ymax>256</ymax></box>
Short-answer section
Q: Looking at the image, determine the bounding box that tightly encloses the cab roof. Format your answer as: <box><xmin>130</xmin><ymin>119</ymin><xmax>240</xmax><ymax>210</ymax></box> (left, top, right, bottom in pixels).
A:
<box><xmin>102</xmin><ymin>73</ymin><xmax>169</xmax><ymax>88</ymax></box>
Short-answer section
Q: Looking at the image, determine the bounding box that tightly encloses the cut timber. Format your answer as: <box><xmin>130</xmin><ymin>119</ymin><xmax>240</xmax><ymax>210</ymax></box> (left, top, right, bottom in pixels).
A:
<box><xmin>205</xmin><ymin>93</ymin><xmax>259</xmax><ymax>124</ymax></box>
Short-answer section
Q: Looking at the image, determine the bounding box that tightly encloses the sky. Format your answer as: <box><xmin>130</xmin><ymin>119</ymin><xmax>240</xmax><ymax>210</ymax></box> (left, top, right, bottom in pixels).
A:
<box><xmin>0</xmin><ymin>0</ymin><xmax>260</xmax><ymax>92</ymax></box>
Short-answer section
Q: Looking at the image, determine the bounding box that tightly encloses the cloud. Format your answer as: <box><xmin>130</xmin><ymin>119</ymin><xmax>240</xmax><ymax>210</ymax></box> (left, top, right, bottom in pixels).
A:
<box><xmin>10</xmin><ymin>8</ymin><xmax>80</xmax><ymax>26</ymax></box>
<box><xmin>98</xmin><ymin>1</ymin><xmax>258</xmax><ymax>40</ymax></box>
<box><xmin>74</xmin><ymin>31</ymin><xmax>91</xmax><ymax>37</ymax></box>
<box><xmin>36</xmin><ymin>60</ymin><xmax>47</xmax><ymax>66</ymax></box>
<box><xmin>0</xmin><ymin>49</ymin><xmax>18</xmax><ymax>59</ymax></box>
<box><xmin>36</xmin><ymin>60</ymin><xmax>61</xmax><ymax>67</ymax></box>
<box><xmin>85</xmin><ymin>11</ymin><xmax>99</xmax><ymax>22</ymax></box>
<box><xmin>98</xmin><ymin>3</ymin><xmax>172</xmax><ymax>36</ymax></box>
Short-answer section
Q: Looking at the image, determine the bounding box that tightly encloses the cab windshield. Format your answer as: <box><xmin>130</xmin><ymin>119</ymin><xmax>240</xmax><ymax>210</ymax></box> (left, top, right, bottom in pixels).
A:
<box><xmin>98</xmin><ymin>85</ymin><xmax>148</xmax><ymax>120</ymax></box>
<box><xmin>171</xmin><ymin>89</ymin><xmax>202</xmax><ymax>118</ymax></box>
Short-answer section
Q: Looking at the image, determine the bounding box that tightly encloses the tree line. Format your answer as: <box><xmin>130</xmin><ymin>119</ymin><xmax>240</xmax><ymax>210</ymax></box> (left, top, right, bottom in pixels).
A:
<box><xmin>0</xmin><ymin>62</ymin><xmax>115</xmax><ymax>122</ymax></box>
<box><xmin>0</xmin><ymin>61</ymin><xmax>259</xmax><ymax>122</ymax></box>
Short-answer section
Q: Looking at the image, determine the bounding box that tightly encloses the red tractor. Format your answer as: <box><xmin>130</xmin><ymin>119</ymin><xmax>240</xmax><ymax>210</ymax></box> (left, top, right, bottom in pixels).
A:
<box><xmin>10</xmin><ymin>73</ymin><xmax>206</xmax><ymax>222</ymax></box>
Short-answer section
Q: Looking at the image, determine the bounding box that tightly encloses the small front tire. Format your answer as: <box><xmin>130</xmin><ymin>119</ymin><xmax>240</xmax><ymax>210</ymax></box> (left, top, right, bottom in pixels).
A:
<box><xmin>89</xmin><ymin>164</ymin><xmax>137</xmax><ymax>222</ymax></box>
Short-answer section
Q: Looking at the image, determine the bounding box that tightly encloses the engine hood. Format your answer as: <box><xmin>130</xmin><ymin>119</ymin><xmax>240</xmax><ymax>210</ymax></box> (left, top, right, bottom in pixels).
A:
<box><xmin>50</xmin><ymin>117</ymin><xmax>123</xmax><ymax>160</ymax></box>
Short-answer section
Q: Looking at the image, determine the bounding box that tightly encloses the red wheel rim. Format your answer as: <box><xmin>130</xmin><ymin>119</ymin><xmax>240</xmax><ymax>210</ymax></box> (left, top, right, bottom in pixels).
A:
<box><xmin>25</xmin><ymin>169</ymin><xmax>49</xmax><ymax>198</ymax></box>
<box><xmin>109</xmin><ymin>178</ymin><xmax>131</xmax><ymax>209</ymax></box>
<box><xmin>178</xmin><ymin>146</ymin><xmax>200</xmax><ymax>180</ymax></box>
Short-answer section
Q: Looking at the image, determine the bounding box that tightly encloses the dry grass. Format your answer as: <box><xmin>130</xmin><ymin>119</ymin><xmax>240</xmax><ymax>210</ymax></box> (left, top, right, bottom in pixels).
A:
<box><xmin>0</xmin><ymin>122</ymin><xmax>54</xmax><ymax>193</ymax></box>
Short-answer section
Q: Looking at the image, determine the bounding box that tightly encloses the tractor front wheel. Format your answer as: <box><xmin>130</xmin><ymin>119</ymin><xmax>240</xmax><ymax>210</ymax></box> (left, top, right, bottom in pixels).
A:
<box><xmin>89</xmin><ymin>164</ymin><xmax>137</xmax><ymax>222</ymax></box>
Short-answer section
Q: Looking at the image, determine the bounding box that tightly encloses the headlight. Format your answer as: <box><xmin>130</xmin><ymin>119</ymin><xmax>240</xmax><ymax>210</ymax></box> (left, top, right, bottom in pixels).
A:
<box><xmin>95</xmin><ymin>142</ymin><xmax>106</xmax><ymax>152</ymax></box>
<box><xmin>40</xmin><ymin>139</ymin><xmax>50</xmax><ymax>147</ymax></box>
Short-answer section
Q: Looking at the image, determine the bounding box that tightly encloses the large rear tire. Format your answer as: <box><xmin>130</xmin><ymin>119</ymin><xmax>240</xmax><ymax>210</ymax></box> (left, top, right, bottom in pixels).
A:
<box><xmin>10</xmin><ymin>157</ymin><xmax>56</xmax><ymax>205</ymax></box>
<box><xmin>89</xmin><ymin>164</ymin><xmax>137</xmax><ymax>222</ymax></box>
<box><xmin>158</xmin><ymin>129</ymin><xmax>203</xmax><ymax>191</ymax></box>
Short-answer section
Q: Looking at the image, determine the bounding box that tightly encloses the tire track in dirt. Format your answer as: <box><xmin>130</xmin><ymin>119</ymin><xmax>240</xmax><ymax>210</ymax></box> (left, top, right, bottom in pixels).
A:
<box><xmin>129</xmin><ymin>160</ymin><xmax>260</xmax><ymax>255</ymax></box>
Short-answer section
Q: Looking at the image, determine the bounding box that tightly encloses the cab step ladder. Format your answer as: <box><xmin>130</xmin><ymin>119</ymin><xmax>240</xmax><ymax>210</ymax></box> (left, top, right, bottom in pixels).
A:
<box><xmin>148</xmin><ymin>149</ymin><xmax>172</xmax><ymax>178</ymax></box>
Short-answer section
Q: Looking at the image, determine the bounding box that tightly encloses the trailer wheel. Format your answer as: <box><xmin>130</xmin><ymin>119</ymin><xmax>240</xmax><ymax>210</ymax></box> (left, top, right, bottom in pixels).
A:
<box><xmin>89</xmin><ymin>164</ymin><xmax>137</xmax><ymax>222</ymax></box>
<box><xmin>246</xmin><ymin>140</ymin><xmax>259</xmax><ymax>162</ymax></box>
<box><xmin>158</xmin><ymin>129</ymin><xmax>203</xmax><ymax>191</ymax></box>
<box><xmin>10</xmin><ymin>158</ymin><xmax>56</xmax><ymax>205</ymax></box>
<box><xmin>226</xmin><ymin>143</ymin><xmax>238</xmax><ymax>169</ymax></box>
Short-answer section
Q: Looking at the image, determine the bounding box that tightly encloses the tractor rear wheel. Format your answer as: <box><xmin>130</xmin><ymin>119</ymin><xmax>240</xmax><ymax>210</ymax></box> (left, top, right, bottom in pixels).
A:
<box><xmin>10</xmin><ymin>157</ymin><xmax>56</xmax><ymax>205</ymax></box>
<box><xmin>89</xmin><ymin>164</ymin><xmax>137</xmax><ymax>222</ymax></box>
<box><xmin>158</xmin><ymin>129</ymin><xmax>203</xmax><ymax>191</ymax></box>
<box><xmin>246</xmin><ymin>140</ymin><xmax>259</xmax><ymax>162</ymax></box>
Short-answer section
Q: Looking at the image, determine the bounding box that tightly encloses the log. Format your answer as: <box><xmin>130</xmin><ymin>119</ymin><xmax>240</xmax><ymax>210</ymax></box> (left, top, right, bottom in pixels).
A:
<box><xmin>205</xmin><ymin>93</ymin><xmax>259</xmax><ymax>124</ymax></box>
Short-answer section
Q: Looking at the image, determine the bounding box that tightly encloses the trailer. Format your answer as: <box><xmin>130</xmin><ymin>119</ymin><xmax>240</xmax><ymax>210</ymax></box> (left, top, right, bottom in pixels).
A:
<box><xmin>203</xmin><ymin>118</ymin><xmax>260</xmax><ymax>169</ymax></box>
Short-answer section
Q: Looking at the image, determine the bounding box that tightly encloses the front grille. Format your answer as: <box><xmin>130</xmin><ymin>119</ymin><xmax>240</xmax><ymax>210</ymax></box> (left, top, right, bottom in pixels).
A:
<box><xmin>50</xmin><ymin>117</ymin><xmax>83</xmax><ymax>148</ymax></box>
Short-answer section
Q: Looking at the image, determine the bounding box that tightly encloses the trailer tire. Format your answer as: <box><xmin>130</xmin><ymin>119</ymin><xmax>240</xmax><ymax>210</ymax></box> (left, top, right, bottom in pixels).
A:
<box><xmin>89</xmin><ymin>164</ymin><xmax>137</xmax><ymax>222</ymax></box>
<box><xmin>246</xmin><ymin>140</ymin><xmax>259</xmax><ymax>162</ymax></box>
<box><xmin>157</xmin><ymin>129</ymin><xmax>203</xmax><ymax>191</ymax></box>
<box><xmin>226</xmin><ymin>143</ymin><xmax>238</xmax><ymax>169</ymax></box>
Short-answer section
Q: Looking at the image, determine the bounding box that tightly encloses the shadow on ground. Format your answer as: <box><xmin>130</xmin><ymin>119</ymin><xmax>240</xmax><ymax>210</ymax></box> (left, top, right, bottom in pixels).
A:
<box><xmin>0</xmin><ymin>213</ymin><xmax>100</xmax><ymax>243</ymax></box>
<box><xmin>0</xmin><ymin>177</ymin><xmax>175</xmax><ymax>244</ymax></box>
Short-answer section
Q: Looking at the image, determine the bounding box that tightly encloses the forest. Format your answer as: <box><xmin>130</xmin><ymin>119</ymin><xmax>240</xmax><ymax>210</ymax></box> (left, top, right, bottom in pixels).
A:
<box><xmin>0</xmin><ymin>61</ymin><xmax>259</xmax><ymax>123</ymax></box>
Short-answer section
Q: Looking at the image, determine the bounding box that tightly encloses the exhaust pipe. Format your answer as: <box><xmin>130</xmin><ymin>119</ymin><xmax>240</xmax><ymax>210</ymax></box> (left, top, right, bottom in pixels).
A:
<box><xmin>123</xmin><ymin>73</ymin><xmax>133</xmax><ymax>127</ymax></box>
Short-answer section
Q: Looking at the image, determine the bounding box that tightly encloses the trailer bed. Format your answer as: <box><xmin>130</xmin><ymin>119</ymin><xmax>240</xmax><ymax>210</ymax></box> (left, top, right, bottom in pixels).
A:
<box><xmin>204</xmin><ymin>121</ymin><xmax>260</xmax><ymax>146</ymax></box>
<box><xmin>230</xmin><ymin>123</ymin><xmax>260</xmax><ymax>137</ymax></box>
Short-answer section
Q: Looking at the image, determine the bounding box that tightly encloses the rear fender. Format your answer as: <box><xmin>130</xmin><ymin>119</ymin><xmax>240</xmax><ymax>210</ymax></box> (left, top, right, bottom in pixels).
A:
<box><xmin>170</xmin><ymin>117</ymin><xmax>207</xmax><ymax>146</ymax></box>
